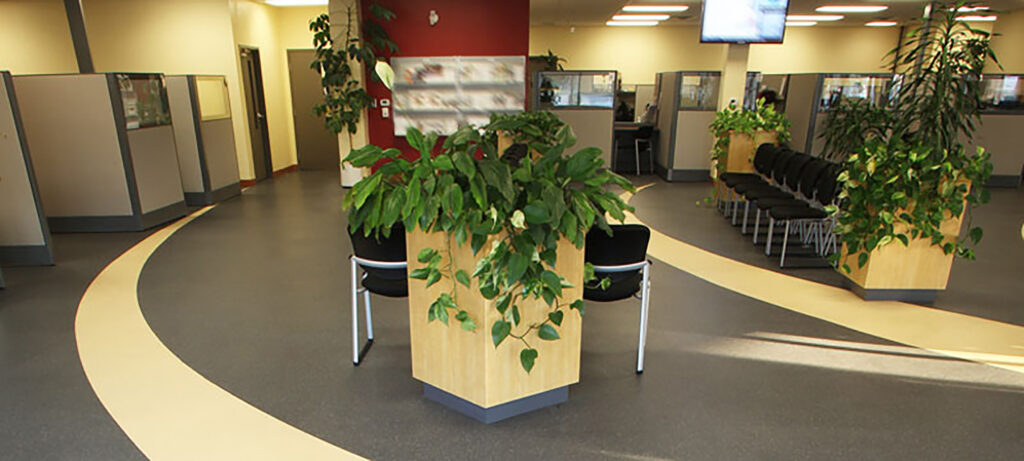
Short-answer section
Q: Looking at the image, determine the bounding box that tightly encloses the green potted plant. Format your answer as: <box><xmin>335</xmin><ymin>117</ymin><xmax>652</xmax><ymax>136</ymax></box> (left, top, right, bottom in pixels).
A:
<box><xmin>709</xmin><ymin>98</ymin><xmax>791</xmax><ymax>178</ymax></box>
<box><xmin>819</xmin><ymin>96</ymin><xmax>892</xmax><ymax>162</ymax></box>
<box><xmin>309</xmin><ymin>3</ymin><xmax>397</xmax><ymax>185</ymax></box>
<box><xmin>829</xmin><ymin>1</ymin><xmax>997</xmax><ymax>301</ymax></box>
<box><xmin>342</xmin><ymin>112</ymin><xmax>634</xmax><ymax>413</ymax></box>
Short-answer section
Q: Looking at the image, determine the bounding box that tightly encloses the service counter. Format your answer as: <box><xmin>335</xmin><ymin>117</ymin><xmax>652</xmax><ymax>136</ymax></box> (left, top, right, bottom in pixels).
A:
<box><xmin>166</xmin><ymin>75</ymin><xmax>241</xmax><ymax>205</ymax></box>
<box><xmin>13</xmin><ymin>73</ymin><xmax>186</xmax><ymax>232</ymax></box>
<box><xmin>0</xmin><ymin>71</ymin><xmax>53</xmax><ymax>265</ymax></box>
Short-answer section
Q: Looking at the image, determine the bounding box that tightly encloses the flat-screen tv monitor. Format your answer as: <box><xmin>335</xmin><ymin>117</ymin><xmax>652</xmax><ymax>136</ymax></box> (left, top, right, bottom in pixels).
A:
<box><xmin>701</xmin><ymin>0</ymin><xmax>790</xmax><ymax>44</ymax></box>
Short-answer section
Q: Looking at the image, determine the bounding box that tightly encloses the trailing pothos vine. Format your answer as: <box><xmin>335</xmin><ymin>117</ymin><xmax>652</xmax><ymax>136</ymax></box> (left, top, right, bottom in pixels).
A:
<box><xmin>309</xmin><ymin>4</ymin><xmax>397</xmax><ymax>145</ymax></box>
<box><xmin>342</xmin><ymin>114</ymin><xmax>634</xmax><ymax>372</ymax></box>
<box><xmin>709</xmin><ymin>98</ymin><xmax>791</xmax><ymax>176</ymax></box>
<box><xmin>827</xmin><ymin>1</ymin><xmax>998</xmax><ymax>270</ymax></box>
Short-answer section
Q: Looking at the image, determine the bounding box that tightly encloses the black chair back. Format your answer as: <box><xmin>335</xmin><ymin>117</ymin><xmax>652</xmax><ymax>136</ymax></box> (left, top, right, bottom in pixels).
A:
<box><xmin>584</xmin><ymin>224</ymin><xmax>650</xmax><ymax>302</ymax></box>
<box><xmin>782</xmin><ymin>153</ymin><xmax>812</xmax><ymax>190</ymax></box>
<box><xmin>798</xmin><ymin>159</ymin><xmax>830</xmax><ymax>198</ymax></box>
<box><xmin>753</xmin><ymin>143</ymin><xmax>779</xmax><ymax>175</ymax></box>
<box><xmin>636</xmin><ymin>125</ymin><xmax>655</xmax><ymax>139</ymax></box>
<box><xmin>349</xmin><ymin>224</ymin><xmax>408</xmax><ymax>296</ymax></box>
<box><xmin>770</xmin><ymin>149</ymin><xmax>795</xmax><ymax>183</ymax></box>
<box><xmin>814</xmin><ymin>164</ymin><xmax>842</xmax><ymax>204</ymax></box>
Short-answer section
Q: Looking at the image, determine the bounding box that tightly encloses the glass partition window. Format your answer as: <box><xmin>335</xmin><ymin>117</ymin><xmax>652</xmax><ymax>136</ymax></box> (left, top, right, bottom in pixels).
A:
<box><xmin>537</xmin><ymin>71</ymin><xmax>616</xmax><ymax>109</ymax></box>
<box><xmin>678</xmin><ymin>72</ymin><xmax>720</xmax><ymax>110</ymax></box>
<box><xmin>980</xmin><ymin>74</ymin><xmax>1024</xmax><ymax>111</ymax></box>
<box><xmin>818</xmin><ymin>74</ymin><xmax>894</xmax><ymax>111</ymax></box>
<box><xmin>116</xmin><ymin>73</ymin><xmax>171</xmax><ymax>130</ymax></box>
<box><xmin>195</xmin><ymin>76</ymin><xmax>231</xmax><ymax>121</ymax></box>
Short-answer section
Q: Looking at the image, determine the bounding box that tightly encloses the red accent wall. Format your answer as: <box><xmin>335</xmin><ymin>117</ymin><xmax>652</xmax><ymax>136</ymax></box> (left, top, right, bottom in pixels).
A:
<box><xmin>361</xmin><ymin>0</ymin><xmax>530</xmax><ymax>158</ymax></box>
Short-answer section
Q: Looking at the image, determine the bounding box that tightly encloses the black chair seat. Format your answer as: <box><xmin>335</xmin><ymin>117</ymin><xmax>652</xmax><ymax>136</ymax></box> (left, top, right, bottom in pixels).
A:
<box><xmin>584</xmin><ymin>271</ymin><xmax>642</xmax><ymax>302</ymax></box>
<box><xmin>362</xmin><ymin>271</ymin><xmax>408</xmax><ymax>297</ymax></box>
<box><xmin>721</xmin><ymin>172</ymin><xmax>761</xmax><ymax>187</ymax></box>
<box><xmin>744</xmin><ymin>187</ymin><xmax>792</xmax><ymax>201</ymax></box>
<box><xmin>768</xmin><ymin>206</ymin><xmax>827</xmax><ymax>220</ymax></box>
<box><xmin>756</xmin><ymin>197</ymin><xmax>808</xmax><ymax>210</ymax></box>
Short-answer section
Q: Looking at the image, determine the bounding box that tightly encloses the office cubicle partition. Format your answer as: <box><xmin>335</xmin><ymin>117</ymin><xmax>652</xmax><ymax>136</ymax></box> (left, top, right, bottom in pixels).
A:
<box><xmin>965</xmin><ymin>74</ymin><xmax>1024</xmax><ymax>187</ymax></box>
<box><xmin>780</xmin><ymin>73</ymin><xmax>894</xmax><ymax>156</ymax></box>
<box><xmin>0</xmin><ymin>71</ymin><xmax>53</xmax><ymax>266</ymax></box>
<box><xmin>166</xmin><ymin>75</ymin><xmax>241</xmax><ymax>206</ymax></box>
<box><xmin>535</xmin><ymin>70</ymin><xmax>616</xmax><ymax>166</ymax></box>
<box><xmin>652</xmin><ymin>71</ymin><xmax>720</xmax><ymax>182</ymax></box>
<box><xmin>13</xmin><ymin>73</ymin><xmax>187</xmax><ymax>232</ymax></box>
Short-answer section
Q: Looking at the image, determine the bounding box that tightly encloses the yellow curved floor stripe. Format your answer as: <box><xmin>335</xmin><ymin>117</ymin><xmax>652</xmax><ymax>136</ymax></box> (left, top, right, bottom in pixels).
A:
<box><xmin>624</xmin><ymin>185</ymin><xmax>1024</xmax><ymax>376</ymax></box>
<box><xmin>76</xmin><ymin>206</ymin><xmax>363</xmax><ymax>460</ymax></box>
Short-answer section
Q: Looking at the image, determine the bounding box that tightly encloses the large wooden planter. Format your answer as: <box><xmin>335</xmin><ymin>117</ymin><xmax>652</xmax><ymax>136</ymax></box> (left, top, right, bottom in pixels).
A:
<box><xmin>838</xmin><ymin>205</ymin><xmax>966</xmax><ymax>303</ymax></box>
<box><xmin>405</xmin><ymin>230</ymin><xmax>584</xmax><ymax>422</ymax></box>
<box><xmin>724</xmin><ymin>130</ymin><xmax>778</xmax><ymax>174</ymax></box>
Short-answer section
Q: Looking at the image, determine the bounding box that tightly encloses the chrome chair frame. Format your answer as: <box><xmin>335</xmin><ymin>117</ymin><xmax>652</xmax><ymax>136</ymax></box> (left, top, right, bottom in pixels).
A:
<box><xmin>350</xmin><ymin>255</ymin><xmax>407</xmax><ymax>366</ymax></box>
<box><xmin>590</xmin><ymin>260</ymin><xmax>652</xmax><ymax>374</ymax></box>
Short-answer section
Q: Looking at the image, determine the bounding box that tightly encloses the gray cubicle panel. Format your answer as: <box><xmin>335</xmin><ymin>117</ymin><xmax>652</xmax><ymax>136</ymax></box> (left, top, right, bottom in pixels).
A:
<box><xmin>0</xmin><ymin>71</ymin><xmax>53</xmax><ymax>266</ymax></box>
<box><xmin>551</xmin><ymin>108</ymin><xmax>614</xmax><ymax>165</ymax></box>
<box><xmin>653</xmin><ymin>71</ymin><xmax>719</xmax><ymax>182</ymax></box>
<box><xmin>13</xmin><ymin>73</ymin><xmax>187</xmax><ymax>232</ymax></box>
<box><xmin>535</xmin><ymin>70</ymin><xmax>616</xmax><ymax>166</ymax></box>
<box><xmin>964</xmin><ymin>114</ymin><xmax>1024</xmax><ymax>187</ymax></box>
<box><xmin>781</xmin><ymin>74</ymin><xmax>821</xmax><ymax>154</ymax></box>
<box><xmin>166</xmin><ymin>75</ymin><xmax>241</xmax><ymax>206</ymax></box>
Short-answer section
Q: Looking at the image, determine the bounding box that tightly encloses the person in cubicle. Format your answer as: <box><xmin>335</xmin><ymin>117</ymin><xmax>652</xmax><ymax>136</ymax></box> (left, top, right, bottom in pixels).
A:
<box><xmin>639</xmin><ymin>103</ymin><xmax>657</xmax><ymax>125</ymax></box>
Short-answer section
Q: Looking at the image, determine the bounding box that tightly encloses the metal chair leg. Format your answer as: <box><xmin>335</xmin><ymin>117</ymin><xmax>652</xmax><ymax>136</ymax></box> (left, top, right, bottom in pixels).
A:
<box><xmin>351</xmin><ymin>258</ymin><xmax>360</xmax><ymax>365</ymax></box>
<box><xmin>741</xmin><ymin>201</ymin><xmax>750</xmax><ymax>234</ymax></box>
<box><xmin>753</xmin><ymin>209</ymin><xmax>761</xmax><ymax>244</ymax></box>
<box><xmin>765</xmin><ymin>218</ymin><xmax>775</xmax><ymax>256</ymax></box>
<box><xmin>634</xmin><ymin>139</ymin><xmax>641</xmax><ymax>175</ymax></box>
<box><xmin>364</xmin><ymin>289</ymin><xmax>373</xmax><ymax>341</ymax></box>
<box><xmin>637</xmin><ymin>262</ymin><xmax>651</xmax><ymax>374</ymax></box>
<box><xmin>780</xmin><ymin>220</ymin><xmax>791</xmax><ymax>267</ymax></box>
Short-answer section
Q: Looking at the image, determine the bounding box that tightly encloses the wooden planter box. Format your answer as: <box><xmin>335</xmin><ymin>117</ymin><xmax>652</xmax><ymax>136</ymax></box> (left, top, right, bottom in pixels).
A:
<box><xmin>405</xmin><ymin>230</ymin><xmax>584</xmax><ymax>422</ymax></box>
<box><xmin>724</xmin><ymin>130</ymin><xmax>778</xmax><ymax>174</ymax></box>
<box><xmin>838</xmin><ymin>204</ymin><xmax>966</xmax><ymax>303</ymax></box>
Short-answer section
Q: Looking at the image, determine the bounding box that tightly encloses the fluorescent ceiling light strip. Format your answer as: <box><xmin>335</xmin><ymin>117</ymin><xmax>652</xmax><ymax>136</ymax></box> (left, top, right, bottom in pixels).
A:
<box><xmin>816</xmin><ymin>5</ymin><xmax>888</xmax><ymax>13</ymax></box>
<box><xmin>786</xmin><ymin>14</ymin><xmax>844</xmax><ymax>21</ymax></box>
<box><xmin>612</xmin><ymin>14</ymin><xmax>671</xmax><ymax>21</ymax></box>
<box><xmin>953</xmin><ymin>6</ymin><xmax>990</xmax><ymax>12</ymax></box>
<box><xmin>265</xmin><ymin>0</ymin><xmax>328</xmax><ymax>6</ymax></box>
<box><xmin>606</xmin><ymin>20</ymin><xmax>659</xmax><ymax>26</ymax></box>
<box><xmin>957</xmin><ymin>15</ymin><xmax>997</xmax><ymax>21</ymax></box>
<box><xmin>622</xmin><ymin>5</ymin><xmax>689</xmax><ymax>12</ymax></box>
<box><xmin>785</xmin><ymin>21</ymin><xmax>818</xmax><ymax>27</ymax></box>
<box><xmin>865</xmin><ymin>21</ymin><xmax>898</xmax><ymax>27</ymax></box>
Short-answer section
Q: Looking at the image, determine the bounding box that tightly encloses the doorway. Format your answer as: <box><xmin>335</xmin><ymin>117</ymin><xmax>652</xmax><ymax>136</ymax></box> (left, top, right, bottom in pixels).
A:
<box><xmin>287</xmin><ymin>49</ymin><xmax>339</xmax><ymax>170</ymax></box>
<box><xmin>240</xmin><ymin>46</ymin><xmax>273</xmax><ymax>181</ymax></box>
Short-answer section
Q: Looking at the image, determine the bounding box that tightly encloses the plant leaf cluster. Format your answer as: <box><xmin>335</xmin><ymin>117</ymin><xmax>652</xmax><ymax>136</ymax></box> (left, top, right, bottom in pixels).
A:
<box><xmin>827</xmin><ymin>1</ymin><xmax>998</xmax><ymax>269</ymax></box>
<box><xmin>819</xmin><ymin>96</ymin><xmax>893</xmax><ymax>161</ymax></box>
<box><xmin>709</xmin><ymin>98</ymin><xmax>792</xmax><ymax>175</ymax></box>
<box><xmin>309</xmin><ymin>5</ymin><xmax>397</xmax><ymax>141</ymax></box>
<box><xmin>342</xmin><ymin>113</ymin><xmax>635</xmax><ymax>372</ymax></box>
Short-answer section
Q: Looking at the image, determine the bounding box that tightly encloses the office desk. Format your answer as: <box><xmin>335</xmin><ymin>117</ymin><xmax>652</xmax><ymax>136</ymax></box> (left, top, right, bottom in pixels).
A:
<box><xmin>613</xmin><ymin>123</ymin><xmax>658</xmax><ymax>174</ymax></box>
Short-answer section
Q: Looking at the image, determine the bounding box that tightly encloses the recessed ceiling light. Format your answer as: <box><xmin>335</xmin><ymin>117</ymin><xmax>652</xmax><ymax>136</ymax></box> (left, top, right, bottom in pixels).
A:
<box><xmin>786</xmin><ymin>15</ymin><xmax>844</xmax><ymax>21</ymax></box>
<box><xmin>865</xmin><ymin>20</ymin><xmax>898</xmax><ymax>27</ymax></box>
<box><xmin>622</xmin><ymin>4</ymin><xmax>689</xmax><ymax>13</ymax></box>
<box><xmin>816</xmin><ymin>5</ymin><xmax>889</xmax><ymax>13</ymax></box>
<box><xmin>785</xmin><ymin>21</ymin><xmax>818</xmax><ymax>27</ymax></box>
<box><xmin>611</xmin><ymin>14</ymin><xmax>671</xmax><ymax>21</ymax></box>
<box><xmin>953</xmin><ymin>6</ymin><xmax>989</xmax><ymax>12</ymax></box>
<box><xmin>606</xmin><ymin>20</ymin><xmax>659</xmax><ymax>26</ymax></box>
<box><xmin>265</xmin><ymin>0</ymin><xmax>327</xmax><ymax>5</ymax></box>
<box><xmin>957</xmin><ymin>15</ymin><xmax>997</xmax><ymax>21</ymax></box>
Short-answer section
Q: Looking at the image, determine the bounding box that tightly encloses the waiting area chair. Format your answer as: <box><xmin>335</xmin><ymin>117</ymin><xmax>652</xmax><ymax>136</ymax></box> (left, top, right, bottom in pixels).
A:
<box><xmin>583</xmin><ymin>224</ymin><xmax>652</xmax><ymax>374</ymax></box>
<box><xmin>348</xmin><ymin>224</ymin><xmax>407</xmax><ymax>366</ymax></box>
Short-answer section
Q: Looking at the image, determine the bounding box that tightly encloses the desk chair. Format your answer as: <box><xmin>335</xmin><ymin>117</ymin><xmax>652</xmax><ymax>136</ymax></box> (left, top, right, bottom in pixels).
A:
<box><xmin>583</xmin><ymin>224</ymin><xmax>652</xmax><ymax>373</ymax></box>
<box><xmin>633</xmin><ymin>125</ymin><xmax>655</xmax><ymax>175</ymax></box>
<box><xmin>348</xmin><ymin>225</ymin><xmax>407</xmax><ymax>366</ymax></box>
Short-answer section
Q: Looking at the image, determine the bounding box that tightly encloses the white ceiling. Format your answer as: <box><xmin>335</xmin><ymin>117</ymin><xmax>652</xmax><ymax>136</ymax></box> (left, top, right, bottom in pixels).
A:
<box><xmin>530</xmin><ymin>0</ymin><xmax>1024</xmax><ymax>26</ymax></box>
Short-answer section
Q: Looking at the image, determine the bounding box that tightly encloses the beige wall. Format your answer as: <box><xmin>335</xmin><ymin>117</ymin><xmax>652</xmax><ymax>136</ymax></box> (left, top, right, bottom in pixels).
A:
<box><xmin>530</xmin><ymin>25</ymin><xmax>899</xmax><ymax>85</ymax></box>
<box><xmin>0</xmin><ymin>0</ymin><xmax>78</xmax><ymax>74</ymax></box>
<box><xmin>991</xmin><ymin>10</ymin><xmax>1024</xmax><ymax>73</ymax></box>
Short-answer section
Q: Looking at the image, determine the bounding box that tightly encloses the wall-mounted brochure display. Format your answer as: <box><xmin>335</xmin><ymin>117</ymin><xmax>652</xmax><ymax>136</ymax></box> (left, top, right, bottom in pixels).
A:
<box><xmin>116</xmin><ymin>73</ymin><xmax>171</xmax><ymax>130</ymax></box>
<box><xmin>391</xmin><ymin>56</ymin><xmax>525</xmax><ymax>136</ymax></box>
<box><xmin>980</xmin><ymin>74</ymin><xmax>1024</xmax><ymax>112</ymax></box>
<box><xmin>536</xmin><ymin>71</ymin><xmax>617</xmax><ymax>109</ymax></box>
<box><xmin>195</xmin><ymin>75</ymin><xmax>231</xmax><ymax>121</ymax></box>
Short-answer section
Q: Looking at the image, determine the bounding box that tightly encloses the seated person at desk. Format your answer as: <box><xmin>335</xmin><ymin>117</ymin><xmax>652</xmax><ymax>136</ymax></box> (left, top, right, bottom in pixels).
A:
<box><xmin>639</xmin><ymin>103</ymin><xmax>657</xmax><ymax>125</ymax></box>
<box><xmin>615</xmin><ymin>100</ymin><xmax>635</xmax><ymax>122</ymax></box>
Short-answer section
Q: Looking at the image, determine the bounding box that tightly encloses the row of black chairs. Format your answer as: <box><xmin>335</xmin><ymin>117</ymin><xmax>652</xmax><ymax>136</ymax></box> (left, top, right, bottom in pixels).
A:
<box><xmin>717</xmin><ymin>144</ymin><xmax>841</xmax><ymax>267</ymax></box>
<box><xmin>348</xmin><ymin>224</ymin><xmax>654</xmax><ymax>373</ymax></box>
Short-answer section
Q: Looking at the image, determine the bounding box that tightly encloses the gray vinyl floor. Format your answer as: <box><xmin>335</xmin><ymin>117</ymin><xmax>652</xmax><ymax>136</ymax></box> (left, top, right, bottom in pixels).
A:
<box><xmin>1</xmin><ymin>171</ymin><xmax>1022</xmax><ymax>460</ymax></box>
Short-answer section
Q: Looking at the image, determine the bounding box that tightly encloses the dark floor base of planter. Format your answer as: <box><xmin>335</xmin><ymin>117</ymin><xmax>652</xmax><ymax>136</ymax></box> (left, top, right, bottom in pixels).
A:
<box><xmin>423</xmin><ymin>384</ymin><xmax>568</xmax><ymax>424</ymax></box>
<box><xmin>843</xmin><ymin>278</ymin><xmax>939</xmax><ymax>304</ymax></box>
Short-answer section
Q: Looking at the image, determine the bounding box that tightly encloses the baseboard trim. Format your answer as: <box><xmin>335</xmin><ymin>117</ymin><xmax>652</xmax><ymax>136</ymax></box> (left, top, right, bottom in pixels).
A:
<box><xmin>985</xmin><ymin>174</ymin><xmax>1021</xmax><ymax>188</ymax></box>
<box><xmin>48</xmin><ymin>201</ymin><xmax>187</xmax><ymax>233</ymax></box>
<box><xmin>0</xmin><ymin>245</ymin><xmax>54</xmax><ymax>266</ymax></box>
<box><xmin>210</xmin><ymin>182</ymin><xmax>241</xmax><ymax>202</ymax></box>
<box><xmin>139</xmin><ymin>202</ymin><xmax>188</xmax><ymax>229</ymax></box>
<box><xmin>273</xmin><ymin>164</ymin><xmax>299</xmax><ymax>177</ymax></box>
<box><xmin>184</xmin><ymin>183</ymin><xmax>241</xmax><ymax>206</ymax></box>
<box><xmin>183</xmin><ymin>192</ymin><xmax>211</xmax><ymax>207</ymax></box>
<box><xmin>654</xmin><ymin>163</ymin><xmax>711</xmax><ymax>182</ymax></box>
<box><xmin>423</xmin><ymin>384</ymin><xmax>568</xmax><ymax>424</ymax></box>
<box><xmin>843</xmin><ymin>278</ymin><xmax>939</xmax><ymax>304</ymax></box>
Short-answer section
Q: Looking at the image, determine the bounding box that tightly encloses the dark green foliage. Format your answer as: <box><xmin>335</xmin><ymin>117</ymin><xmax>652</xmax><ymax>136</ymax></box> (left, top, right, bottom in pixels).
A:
<box><xmin>819</xmin><ymin>97</ymin><xmax>893</xmax><ymax>161</ymax></box>
<box><xmin>309</xmin><ymin>5</ymin><xmax>397</xmax><ymax>141</ymax></box>
<box><xmin>709</xmin><ymin>98</ymin><xmax>791</xmax><ymax>176</ymax></box>
<box><xmin>342</xmin><ymin>112</ymin><xmax>635</xmax><ymax>372</ymax></box>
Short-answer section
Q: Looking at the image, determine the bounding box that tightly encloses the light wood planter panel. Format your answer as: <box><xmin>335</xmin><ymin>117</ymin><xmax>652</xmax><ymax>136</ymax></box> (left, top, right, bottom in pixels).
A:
<box><xmin>406</xmin><ymin>230</ymin><xmax>584</xmax><ymax>408</ymax></box>
<box><xmin>839</xmin><ymin>211</ymin><xmax>964</xmax><ymax>291</ymax></box>
<box><xmin>725</xmin><ymin>131</ymin><xmax>777</xmax><ymax>173</ymax></box>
